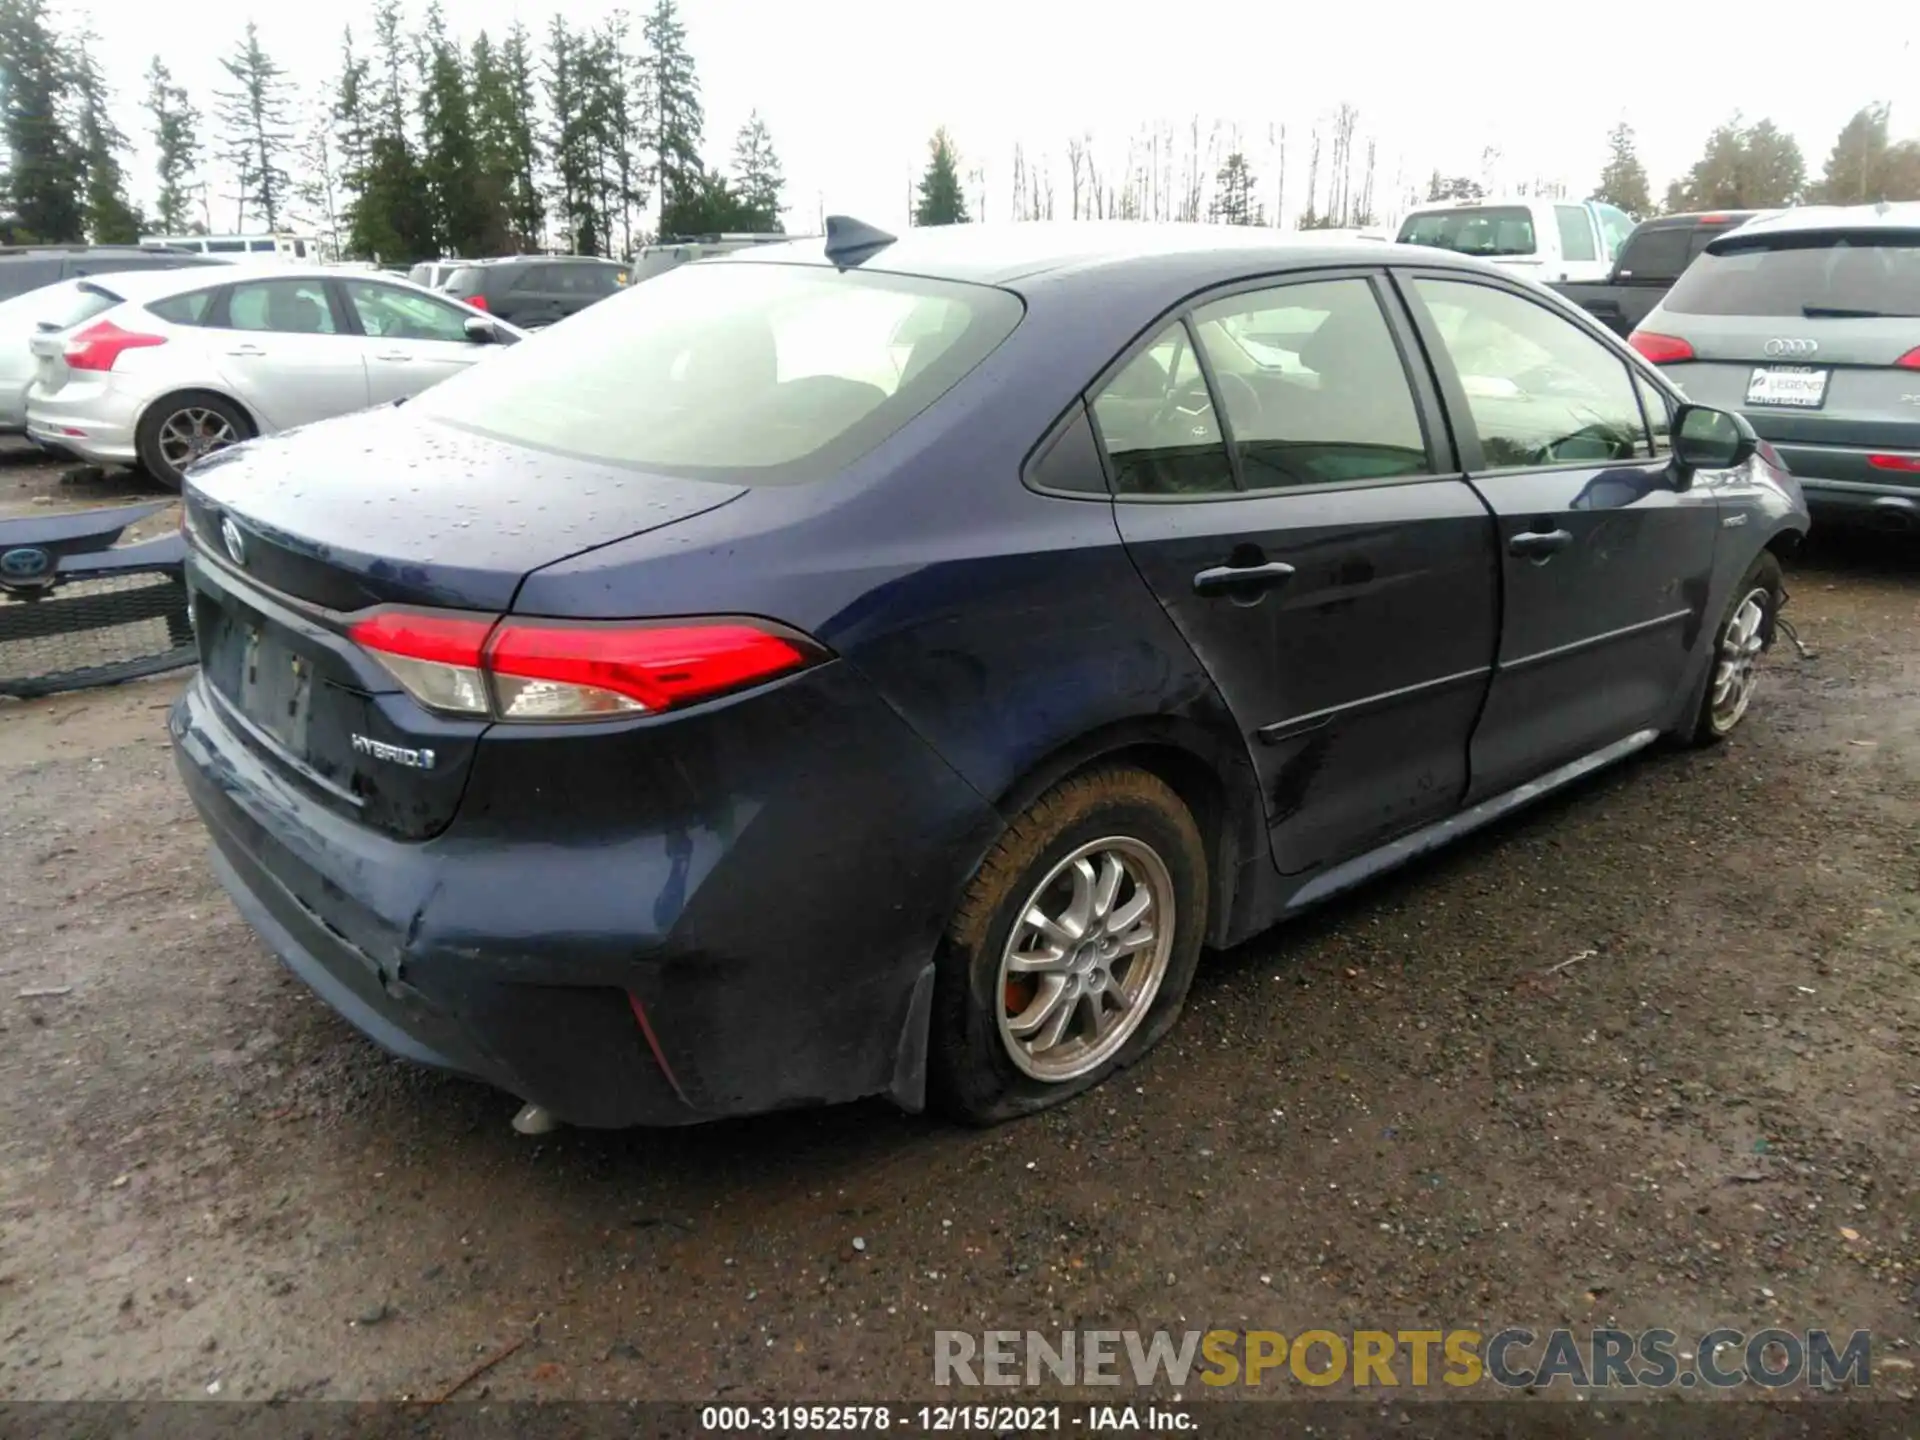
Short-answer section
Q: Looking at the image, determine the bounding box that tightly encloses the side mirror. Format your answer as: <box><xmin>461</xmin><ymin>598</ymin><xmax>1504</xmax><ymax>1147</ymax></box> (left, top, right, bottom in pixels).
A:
<box><xmin>463</xmin><ymin>315</ymin><xmax>501</xmax><ymax>344</ymax></box>
<box><xmin>1670</xmin><ymin>404</ymin><xmax>1756</xmax><ymax>487</ymax></box>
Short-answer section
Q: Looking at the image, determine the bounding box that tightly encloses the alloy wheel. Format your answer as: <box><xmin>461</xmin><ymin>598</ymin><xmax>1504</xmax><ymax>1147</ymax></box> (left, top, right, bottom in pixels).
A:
<box><xmin>1710</xmin><ymin>586</ymin><xmax>1770</xmax><ymax>734</ymax></box>
<box><xmin>157</xmin><ymin>408</ymin><xmax>239</xmax><ymax>473</ymax></box>
<box><xmin>995</xmin><ymin>837</ymin><xmax>1175</xmax><ymax>1083</ymax></box>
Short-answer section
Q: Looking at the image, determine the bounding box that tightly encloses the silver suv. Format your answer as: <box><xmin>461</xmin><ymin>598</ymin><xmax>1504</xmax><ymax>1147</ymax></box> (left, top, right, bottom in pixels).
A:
<box><xmin>1630</xmin><ymin>202</ymin><xmax>1920</xmax><ymax>532</ymax></box>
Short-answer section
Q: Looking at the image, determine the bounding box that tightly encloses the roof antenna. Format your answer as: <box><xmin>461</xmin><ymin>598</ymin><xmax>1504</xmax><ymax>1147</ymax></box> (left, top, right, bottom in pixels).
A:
<box><xmin>823</xmin><ymin>215</ymin><xmax>897</xmax><ymax>268</ymax></box>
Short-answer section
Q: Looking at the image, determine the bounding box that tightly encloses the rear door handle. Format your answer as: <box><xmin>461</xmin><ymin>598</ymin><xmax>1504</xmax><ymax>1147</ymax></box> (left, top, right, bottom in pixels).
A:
<box><xmin>373</xmin><ymin>351</ymin><xmax>412</xmax><ymax>362</ymax></box>
<box><xmin>225</xmin><ymin>344</ymin><xmax>266</xmax><ymax>357</ymax></box>
<box><xmin>1192</xmin><ymin>560</ymin><xmax>1297</xmax><ymax>596</ymax></box>
<box><xmin>1509</xmin><ymin>528</ymin><xmax>1573</xmax><ymax>560</ymax></box>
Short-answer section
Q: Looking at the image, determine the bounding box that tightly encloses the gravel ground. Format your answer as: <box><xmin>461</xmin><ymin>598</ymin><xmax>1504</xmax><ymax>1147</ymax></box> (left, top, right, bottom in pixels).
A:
<box><xmin>0</xmin><ymin>447</ymin><xmax>1915</xmax><ymax>1404</ymax></box>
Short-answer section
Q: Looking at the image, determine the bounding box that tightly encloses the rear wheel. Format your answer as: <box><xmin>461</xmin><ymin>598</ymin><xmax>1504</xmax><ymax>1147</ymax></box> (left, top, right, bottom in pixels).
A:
<box><xmin>1686</xmin><ymin>551</ymin><xmax>1783</xmax><ymax>745</ymax></box>
<box><xmin>136</xmin><ymin>391</ymin><xmax>253</xmax><ymax>491</ymax></box>
<box><xmin>931</xmin><ymin>767</ymin><xmax>1207</xmax><ymax>1125</ymax></box>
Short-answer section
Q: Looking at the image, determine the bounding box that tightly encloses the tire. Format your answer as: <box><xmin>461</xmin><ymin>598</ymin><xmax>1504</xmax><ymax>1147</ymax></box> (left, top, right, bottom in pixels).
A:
<box><xmin>931</xmin><ymin>766</ymin><xmax>1208</xmax><ymax>1125</ymax></box>
<box><xmin>1685</xmin><ymin>551</ymin><xmax>1783</xmax><ymax>746</ymax></box>
<box><xmin>135</xmin><ymin>391</ymin><xmax>253</xmax><ymax>492</ymax></box>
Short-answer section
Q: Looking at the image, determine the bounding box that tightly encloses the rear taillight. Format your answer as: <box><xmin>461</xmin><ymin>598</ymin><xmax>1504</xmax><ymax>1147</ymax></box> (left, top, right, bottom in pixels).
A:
<box><xmin>1629</xmin><ymin>330</ymin><xmax>1695</xmax><ymax>364</ymax></box>
<box><xmin>65</xmin><ymin>320</ymin><xmax>167</xmax><ymax>372</ymax></box>
<box><xmin>1895</xmin><ymin>346</ymin><xmax>1920</xmax><ymax>370</ymax></box>
<box><xmin>1868</xmin><ymin>453</ymin><xmax>1920</xmax><ymax>474</ymax></box>
<box><xmin>465</xmin><ymin>293</ymin><xmax>490</xmax><ymax>313</ymax></box>
<box><xmin>347</xmin><ymin>611</ymin><xmax>825</xmax><ymax>722</ymax></box>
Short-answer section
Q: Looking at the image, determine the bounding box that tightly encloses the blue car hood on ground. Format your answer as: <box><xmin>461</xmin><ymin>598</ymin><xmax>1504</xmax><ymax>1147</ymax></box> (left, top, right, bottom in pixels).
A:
<box><xmin>184</xmin><ymin>405</ymin><xmax>749</xmax><ymax>613</ymax></box>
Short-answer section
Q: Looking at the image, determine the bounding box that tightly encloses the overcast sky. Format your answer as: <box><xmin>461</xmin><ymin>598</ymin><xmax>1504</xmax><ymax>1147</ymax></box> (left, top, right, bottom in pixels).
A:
<box><xmin>67</xmin><ymin>0</ymin><xmax>1920</xmax><ymax>236</ymax></box>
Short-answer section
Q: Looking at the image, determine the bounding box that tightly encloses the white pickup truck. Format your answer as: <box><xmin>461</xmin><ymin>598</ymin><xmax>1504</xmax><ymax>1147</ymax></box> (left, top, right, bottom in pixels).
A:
<box><xmin>1395</xmin><ymin>198</ymin><xmax>1635</xmax><ymax>284</ymax></box>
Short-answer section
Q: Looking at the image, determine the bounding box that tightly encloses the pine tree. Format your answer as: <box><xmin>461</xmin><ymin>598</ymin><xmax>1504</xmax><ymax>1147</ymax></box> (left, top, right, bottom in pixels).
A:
<box><xmin>214</xmin><ymin>20</ymin><xmax>294</xmax><ymax>231</ymax></box>
<box><xmin>642</xmin><ymin>0</ymin><xmax>703</xmax><ymax>236</ymax></box>
<box><xmin>0</xmin><ymin>0</ymin><xmax>84</xmax><ymax>242</ymax></box>
<box><xmin>914</xmin><ymin>127</ymin><xmax>968</xmax><ymax>226</ymax></box>
<box><xmin>70</xmin><ymin>29</ymin><xmax>140</xmax><ymax>241</ymax></box>
<box><xmin>544</xmin><ymin>15</ymin><xmax>594</xmax><ymax>250</ymax></box>
<box><xmin>1668</xmin><ymin>114</ymin><xmax>1805</xmax><ymax>211</ymax></box>
<box><xmin>1592</xmin><ymin>121</ymin><xmax>1651</xmax><ymax>217</ymax></box>
<box><xmin>731</xmin><ymin>111</ymin><xmax>782</xmax><ymax>231</ymax></box>
<box><xmin>145</xmin><ymin>57</ymin><xmax>200</xmax><ymax>234</ymax></box>
<box><xmin>345</xmin><ymin>0</ymin><xmax>431</xmax><ymax>261</ymax></box>
<box><xmin>498</xmin><ymin>23</ymin><xmax>545</xmax><ymax>247</ymax></box>
<box><xmin>417</xmin><ymin>1</ymin><xmax>490</xmax><ymax>256</ymax></box>
<box><xmin>1209</xmin><ymin>151</ymin><xmax>1261</xmax><ymax>225</ymax></box>
<box><xmin>470</xmin><ymin>29</ymin><xmax>542</xmax><ymax>251</ymax></box>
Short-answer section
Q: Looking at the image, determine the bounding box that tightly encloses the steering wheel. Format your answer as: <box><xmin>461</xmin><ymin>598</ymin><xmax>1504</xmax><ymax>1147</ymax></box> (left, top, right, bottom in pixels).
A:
<box><xmin>1151</xmin><ymin>373</ymin><xmax>1263</xmax><ymax>436</ymax></box>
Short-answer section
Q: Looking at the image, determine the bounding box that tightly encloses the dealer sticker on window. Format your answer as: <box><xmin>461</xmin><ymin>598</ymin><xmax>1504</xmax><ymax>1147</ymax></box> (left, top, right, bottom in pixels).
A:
<box><xmin>1746</xmin><ymin>365</ymin><xmax>1829</xmax><ymax>409</ymax></box>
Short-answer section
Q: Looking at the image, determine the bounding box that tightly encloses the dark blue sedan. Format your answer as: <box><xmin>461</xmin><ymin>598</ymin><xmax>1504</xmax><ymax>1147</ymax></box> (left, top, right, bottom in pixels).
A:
<box><xmin>170</xmin><ymin>220</ymin><xmax>1808</xmax><ymax>1129</ymax></box>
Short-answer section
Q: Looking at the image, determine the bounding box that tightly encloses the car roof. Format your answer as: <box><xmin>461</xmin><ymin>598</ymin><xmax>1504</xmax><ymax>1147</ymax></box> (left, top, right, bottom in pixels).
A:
<box><xmin>708</xmin><ymin>220</ymin><xmax>1500</xmax><ymax>289</ymax></box>
<box><xmin>1636</xmin><ymin>210</ymin><xmax>1759</xmax><ymax>229</ymax></box>
<box><xmin>82</xmin><ymin>261</ymin><xmax>438</xmax><ymax>302</ymax></box>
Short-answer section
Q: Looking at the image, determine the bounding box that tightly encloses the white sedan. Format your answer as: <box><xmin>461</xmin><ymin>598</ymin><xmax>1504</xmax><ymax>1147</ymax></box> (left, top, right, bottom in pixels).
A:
<box><xmin>24</xmin><ymin>263</ymin><xmax>523</xmax><ymax>488</ymax></box>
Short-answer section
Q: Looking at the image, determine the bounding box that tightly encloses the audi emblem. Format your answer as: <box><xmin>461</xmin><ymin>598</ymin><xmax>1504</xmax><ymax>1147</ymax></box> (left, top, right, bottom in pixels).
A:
<box><xmin>1764</xmin><ymin>338</ymin><xmax>1818</xmax><ymax>358</ymax></box>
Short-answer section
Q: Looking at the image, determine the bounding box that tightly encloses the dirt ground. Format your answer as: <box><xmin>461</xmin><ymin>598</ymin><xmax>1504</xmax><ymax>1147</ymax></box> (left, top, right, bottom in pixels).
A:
<box><xmin>0</xmin><ymin>444</ymin><xmax>1915</xmax><ymax>1404</ymax></box>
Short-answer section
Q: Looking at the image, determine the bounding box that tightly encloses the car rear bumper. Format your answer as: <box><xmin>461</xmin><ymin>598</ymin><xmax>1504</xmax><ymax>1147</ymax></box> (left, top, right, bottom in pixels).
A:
<box><xmin>25</xmin><ymin>383</ymin><xmax>140</xmax><ymax>466</ymax></box>
<box><xmin>1768</xmin><ymin>441</ymin><xmax>1920</xmax><ymax>528</ymax></box>
<box><xmin>170</xmin><ymin>665</ymin><xmax>1002</xmax><ymax>1128</ymax></box>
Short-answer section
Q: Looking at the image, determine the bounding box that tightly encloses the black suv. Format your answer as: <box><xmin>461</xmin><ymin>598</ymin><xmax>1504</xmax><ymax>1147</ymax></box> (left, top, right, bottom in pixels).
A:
<box><xmin>441</xmin><ymin>256</ymin><xmax>628</xmax><ymax>329</ymax></box>
<box><xmin>0</xmin><ymin>245</ymin><xmax>224</xmax><ymax>304</ymax></box>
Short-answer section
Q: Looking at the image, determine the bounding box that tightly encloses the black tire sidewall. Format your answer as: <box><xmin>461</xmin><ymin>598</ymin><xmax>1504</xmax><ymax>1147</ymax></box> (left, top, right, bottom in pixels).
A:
<box><xmin>136</xmin><ymin>392</ymin><xmax>250</xmax><ymax>492</ymax></box>
<box><xmin>933</xmin><ymin>772</ymin><xmax>1207</xmax><ymax>1124</ymax></box>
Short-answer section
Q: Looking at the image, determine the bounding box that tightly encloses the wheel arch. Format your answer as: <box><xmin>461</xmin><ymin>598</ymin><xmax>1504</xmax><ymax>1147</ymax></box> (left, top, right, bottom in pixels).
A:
<box><xmin>136</xmin><ymin>386</ymin><xmax>262</xmax><ymax>446</ymax></box>
<box><xmin>987</xmin><ymin>714</ymin><xmax>1266</xmax><ymax>949</ymax></box>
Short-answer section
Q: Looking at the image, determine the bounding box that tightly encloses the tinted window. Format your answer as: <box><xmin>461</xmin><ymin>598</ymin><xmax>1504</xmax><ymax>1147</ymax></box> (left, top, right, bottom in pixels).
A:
<box><xmin>1615</xmin><ymin>226</ymin><xmax>1693</xmax><ymax>284</ymax></box>
<box><xmin>444</xmin><ymin>266</ymin><xmax>486</xmax><ymax>296</ymax></box>
<box><xmin>1634</xmin><ymin>372</ymin><xmax>1673</xmax><ymax>457</ymax></box>
<box><xmin>206</xmin><ymin>240</ymin><xmax>246</xmax><ymax>254</ymax></box>
<box><xmin>1662</xmin><ymin>232</ymin><xmax>1920</xmax><ymax>317</ymax></box>
<box><xmin>294</xmin><ymin>239</ymin><xmax>308</xmax><ymax>258</ymax></box>
<box><xmin>578</xmin><ymin>265</ymin><xmax>623</xmax><ymax>296</ymax></box>
<box><xmin>508</xmin><ymin>265</ymin><xmax>554</xmax><ymax>293</ymax></box>
<box><xmin>1025</xmin><ymin>403</ymin><xmax>1107</xmax><ymax>495</ymax></box>
<box><xmin>148</xmin><ymin>289</ymin><xmax>216</xmax><ymax>326</ymax></box>
<box><xmin>1090</xmin><ymin>321</ymin><xmax>1234</xmax><ymax>496</ymax></box>
<box><xmin>0</xmin><ymin>258</ymin><xmax>64</xmax><ymax>301</ymax></box>
<box><xmin>1397</xmin><ymin>206</ymin><xmax>1538</xmax><ymax>258</ymax></box>
<box><xmin>225</xmin><ymin>279</ymin><xmax>338</xmax><ymax>334</ymax></box>
<box><xmin>346</xmin><ymin>281</ymin><xmax>473</xmax><ymax>342</ymax></box>
<box><xmin>413</xmin><ymin>262</ymin><xmax>1022</xmax><ymax>481</ymax></box>
<box><xmin>1555</xmin><ymin>205</ymin><xmax>1598</xmax><ymax>262</ymax></box>
<box><xmin>248</xmin><ymin>239</ymin><xmax>276</xmax><ymax>253</ymax></box>
<box><xmin>1191</xmin><ymin>278</ymin><xmax>1430</xmax><ymax>488</ymax></box>
<box><xmin>1414</xmin><ymin>278</ymin><xmax>1651</xmax><ymax>467</ymax></box>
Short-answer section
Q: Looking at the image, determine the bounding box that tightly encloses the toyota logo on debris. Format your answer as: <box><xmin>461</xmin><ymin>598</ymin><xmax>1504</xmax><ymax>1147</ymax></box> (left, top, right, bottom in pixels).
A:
<box><xmin>1764</xmin><ymin>338</ymin><xmax>1818</xmax><ymax>357</ymax></box>
<box><xmin>220</xmin><ymin>516</ymin><xmax>247</xmax><ymax>566</ymax></box>
<box><xmin>1</xmin><ymin>545</ymin><xmax>51</xmax><ymax>580</ymax></box>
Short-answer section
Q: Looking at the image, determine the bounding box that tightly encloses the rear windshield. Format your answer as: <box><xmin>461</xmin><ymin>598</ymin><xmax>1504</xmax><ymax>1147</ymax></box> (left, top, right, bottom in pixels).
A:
<box><xmin>1397</xmin><ymin>206</ymin><xmax>1538</xmax><ymax>258</ymax></box>
<box><xmin>1663</xmin><ymin>231</ymin><xmax>1920</xmax><ymax>317</ymax></box>
<box><xmin>408</xmin><ymin>263</ymin><xmax>433</xmax><ymax>286</ymax></box>
<box><xmin>444</xmin><ymin>267</ymin><xmax>486</xmax><ymax>294</ymax></box>
<box><xmin>36</xmin><ymin>281</ymin><xmax>125</xmax><ymax>332</ymax></box>
<box><xmin>1615</xmin><ymin>226</ymin><xmax>1694</xmax><ymax>285</ymax></box>
<box><xmin>412</xmin><ymin>261</ymin><xmax>1023</xmax><ymax>482</ymax></box>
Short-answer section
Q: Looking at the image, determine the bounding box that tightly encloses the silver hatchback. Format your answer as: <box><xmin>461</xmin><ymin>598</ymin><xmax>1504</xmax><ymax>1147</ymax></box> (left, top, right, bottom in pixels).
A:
<box><xmin>1631</xmin><ymin>202</ymin><xmax>1920</xmax><ymax>532</ymax></box>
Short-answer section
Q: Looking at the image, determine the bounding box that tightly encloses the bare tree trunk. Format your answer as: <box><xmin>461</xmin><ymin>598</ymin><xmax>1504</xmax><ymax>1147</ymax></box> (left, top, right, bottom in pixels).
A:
<box><xmin>1303</xmin><ymin>128</ymin><xmax>1322</xmax><ymax>226</ymax></box>
<box><xmin>1011</xmin><ymin>144</ymin><xmax>1027</xmax><ymax>222</ymax></box>
<box><xmin>1067</xmin><ymin>136</ymin><xmax>1086</xmax><ymax>220</ymax></box>
<box><xmin>1274</xmin><ymin>123</ymin><xmax>1286</xmax><ymax>227</ymax></box>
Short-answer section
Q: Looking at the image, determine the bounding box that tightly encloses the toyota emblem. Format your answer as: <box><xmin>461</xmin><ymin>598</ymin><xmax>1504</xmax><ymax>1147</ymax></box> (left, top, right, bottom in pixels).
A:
<box><xmin>1764</xmin><ymin>338</ymin><xmax>1818</xmax><ymax>358</ymax></box>
<box><xmin>220</xmin><ymin>516</ymin><xmax>247</xmax><ymax>567</ymax></box>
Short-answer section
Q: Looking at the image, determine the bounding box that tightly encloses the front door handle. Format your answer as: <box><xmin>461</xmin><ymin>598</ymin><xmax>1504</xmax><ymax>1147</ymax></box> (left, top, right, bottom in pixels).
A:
<box><xmin>1509</xmin><ymin>528</ymin><xmax>1573</xmax><ymax>560</ymax></box>
<box><xmin>373</xmin><ymin>351</ymin><xmax>412</xmax><ymax>362</ymax></box>
<box><xmin>1192</xmin><ymin>560</ymin><xmax>1297</xmax><ymax>597</ymax></box>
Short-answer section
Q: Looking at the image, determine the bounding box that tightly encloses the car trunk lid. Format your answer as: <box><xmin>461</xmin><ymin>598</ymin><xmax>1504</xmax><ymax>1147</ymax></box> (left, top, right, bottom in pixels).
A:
<box><xmin>182</xmin><ymin>408</ymin><xmax>748</xmax><ymax>839</ymax></box>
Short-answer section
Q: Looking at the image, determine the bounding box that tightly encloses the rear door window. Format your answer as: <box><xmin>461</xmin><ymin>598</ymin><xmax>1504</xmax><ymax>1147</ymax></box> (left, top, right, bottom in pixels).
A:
<box><xmin>1555</xmin><ymin>206</ymin><xmax>1598</xmax><ymax>263</ymax></box>
<box><xmin>223</xmin><ymin>279</ymin><xmax>340</xmax><ymax>334</ymax></box>
<box><xmin>1615</xmin><ymin>227</ymin><xmax>1692</xmax><ymax>284</ymax></box>
<box><xmin>1190</xmin><ymin>277</ymin><xmax>1432</xmax><ymax>488</ymax></box>
<box><xmin>148</xmin><ymin>289</ymin><xmax>217</xmax><ymax>326</ymax></box>
<box><xmin>1662</xmin><ymin>231</ymin><xmax>1920</xmax><ymax>316</ymax></box>
<box><xmin>1396</xmin><ymin>207</ymin><xmax>1538</xmax><ymax>259</ymax></box>
<box><xmin>1090</xmin><ymin>322</ymin><xmax>1234</xmax><ymax>496</ymax></box>
<box><xmin>508</xmin><ymin>265</ymin><xmax>555</xmax><ymax>294</ymax></box>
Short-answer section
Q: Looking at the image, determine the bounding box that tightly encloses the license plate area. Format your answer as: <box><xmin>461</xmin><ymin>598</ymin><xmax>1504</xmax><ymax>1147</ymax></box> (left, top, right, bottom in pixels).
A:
<box><xmin>1745</xmin><ymin>365</ymin><xmax>1829</xmax><ymax>409</ymax></box>
<box><xmin>200</xmin><ymin>594</ymin><xmax>317</xmax><ymax>758</ymax></box>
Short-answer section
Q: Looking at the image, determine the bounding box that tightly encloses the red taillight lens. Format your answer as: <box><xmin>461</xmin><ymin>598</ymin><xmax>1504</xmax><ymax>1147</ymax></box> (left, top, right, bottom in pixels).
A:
<box><xmin>465</xmin><ymin>293</ymin><xmax>490</xmax><ymax>313</ymax></box>
<box><xmin>1895</xmin><ymin>346</ymin><xmax>1920</xmax><ymax>370</ymax></box>
<box><xmin>65</xmin><ymin>319</ymin><xmax>167</xmax><ymax>372</ymax></box>
<box><xmin>1868</xmin><ymin>453</ymin><xmax>1920</xmax><ymax>473</ymax></box>
<box><xmin>348</xmin><ymin>611</ymin><xmax>822</xmax><ymax>721</ymax></box>
<box><xmin>1629</xmin><ymin>330</ymin><xmax>1696</xmax><ymax>364</ymax></box>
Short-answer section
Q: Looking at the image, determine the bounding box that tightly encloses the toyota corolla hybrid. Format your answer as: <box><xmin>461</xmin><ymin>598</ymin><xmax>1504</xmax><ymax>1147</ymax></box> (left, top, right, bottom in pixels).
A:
<box><xmin>170</xmin><ymin>221</ymin><xmax>1807</xmax><ymax>1130</ymax></box>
